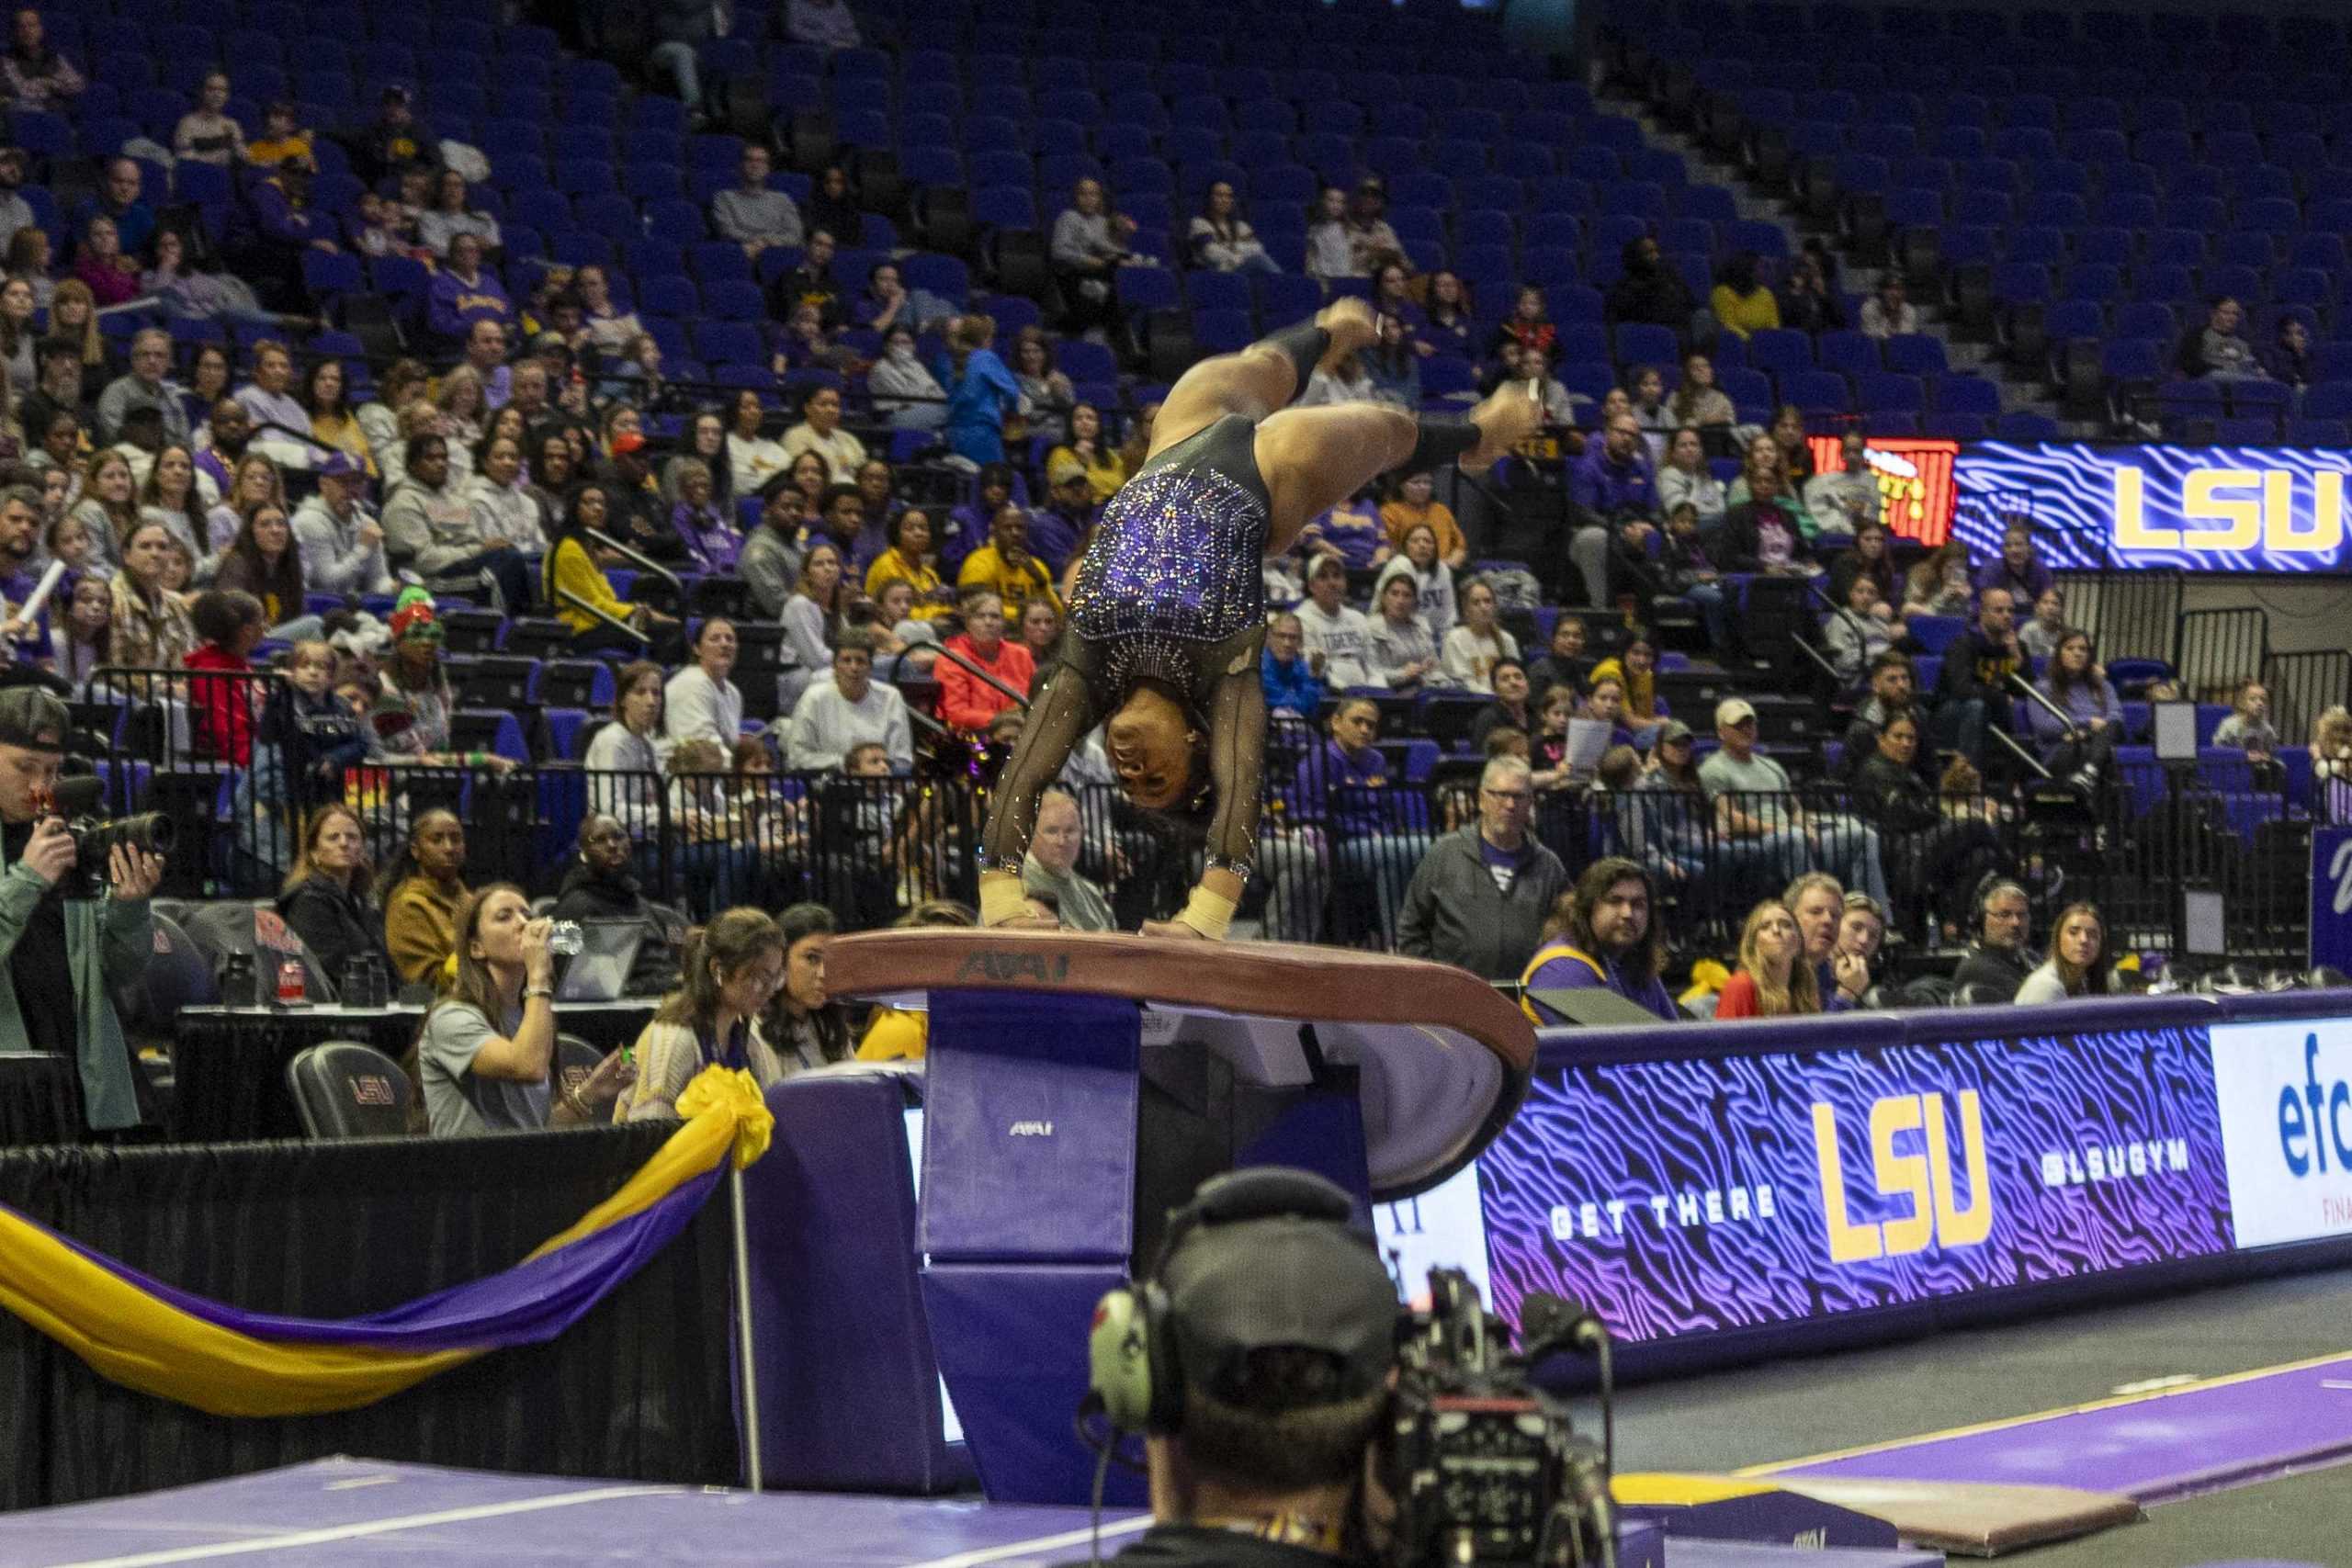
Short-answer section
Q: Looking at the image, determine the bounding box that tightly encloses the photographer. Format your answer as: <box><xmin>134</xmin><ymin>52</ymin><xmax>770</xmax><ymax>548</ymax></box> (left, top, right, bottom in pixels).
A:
<box><xmin>1077</xmin><ymin>1168</ymin><xmax>1399</xmax><ymax>1567</ymax></box>
<box><xmin>0</xmin><ymin>688</ymin><xmax>162</xmax><ymax>1131</ymax></box>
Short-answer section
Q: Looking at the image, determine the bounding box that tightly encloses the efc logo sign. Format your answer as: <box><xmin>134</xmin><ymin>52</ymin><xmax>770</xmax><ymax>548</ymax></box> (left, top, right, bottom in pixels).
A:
<box><xmin>1810</xmin><ymin>1092</ymin><xmax>1994</xmax><ymax>1263</ymax></box>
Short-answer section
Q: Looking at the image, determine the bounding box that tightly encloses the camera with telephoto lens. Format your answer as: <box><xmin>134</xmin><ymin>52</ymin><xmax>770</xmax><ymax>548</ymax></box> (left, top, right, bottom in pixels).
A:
<box><xmin>42</xmin><ymin>775</ymin><xmax>172</xmax><ymax>893</ymax></box>
<box><xmin>1380</xmin><ymin>1269</ymin><xmax>1617</xmax><ymax>1568</ymax></box>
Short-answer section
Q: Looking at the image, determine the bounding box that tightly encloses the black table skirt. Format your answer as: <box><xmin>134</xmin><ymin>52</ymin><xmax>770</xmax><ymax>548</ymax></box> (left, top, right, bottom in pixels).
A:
<box><xmin>171</xmin><ymin>1003</ymin><xmax>658</xmax><ymax>1143</ymax></box>
<box><xmin>0</xmin><ymin>1055</ymin><xmax>83</xmax><ymax>1146</ymax></box>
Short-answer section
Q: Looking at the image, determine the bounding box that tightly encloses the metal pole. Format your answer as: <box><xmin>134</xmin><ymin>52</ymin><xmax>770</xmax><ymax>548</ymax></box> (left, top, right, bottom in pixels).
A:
<box><xmin>730</xmin><ymin>1164</ymin><xmax>764</xmax><ymax>1493</ymax></box>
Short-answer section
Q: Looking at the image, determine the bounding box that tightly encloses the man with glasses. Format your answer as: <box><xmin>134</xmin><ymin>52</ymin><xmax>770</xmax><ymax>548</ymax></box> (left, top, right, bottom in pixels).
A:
<box><xmin>96</xmin><ymin>329</ymin><xmax>190</xmax><ymax>447</ymax></box>
<box><xmin>1396</xmin><ymin>754</ymin><xmax>1565</xmax><ymax>980</ymax></box>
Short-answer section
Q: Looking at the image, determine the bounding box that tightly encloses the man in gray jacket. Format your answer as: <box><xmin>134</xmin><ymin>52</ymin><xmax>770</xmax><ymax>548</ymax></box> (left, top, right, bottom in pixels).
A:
<box><xmin>290</xmin><ymin>453</ymin><xmax>392</xmax><ymax>597</ymax></box>
<box><xmin>1396</xmin><ymin>755</ymin><xmax>1566</xmax><ymax>981</ymax></box>
<box><xmin>737</xmin><ymin>490</ymin><xmax>805</xmax><ymax>618</ymax></box>
<box><xmin>382</xmin><ymin>433</ymin><xmax>533</xmax><ymax>609</ymax></box>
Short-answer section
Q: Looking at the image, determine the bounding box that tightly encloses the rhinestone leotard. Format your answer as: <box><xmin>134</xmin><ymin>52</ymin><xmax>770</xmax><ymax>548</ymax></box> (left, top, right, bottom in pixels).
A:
<box><xmin>1068</xmin><ymin>414</ymin><xmax>1271</xmax><ymax>698</ymax></box>
<box><xmin>978</xmin><ymin>412</ymin><xmax>1273</xmax><ymax>884</ymax></box>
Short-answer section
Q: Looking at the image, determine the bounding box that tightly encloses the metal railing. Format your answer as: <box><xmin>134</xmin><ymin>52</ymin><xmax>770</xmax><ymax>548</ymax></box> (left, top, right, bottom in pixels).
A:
<box><xmin>2174</xmin><ymin>606</ymin><xmax>2268</xmax><ymax>705</ymax></box>
<box><xmin>68</xmin><ymin>690</ymin><xmax>2321</xmax><ymax>963</ymax></box>
<box><xmin>2052</xmin><ymin>569</ymin><xmax>2183</xmax><ymax>666</ymax></box>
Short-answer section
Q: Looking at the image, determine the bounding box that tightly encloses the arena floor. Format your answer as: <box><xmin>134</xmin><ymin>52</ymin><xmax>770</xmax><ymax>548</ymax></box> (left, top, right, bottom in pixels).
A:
<box><xmin>0</xmin><ymin>1270</ymin><xmax>2338</xmax><ymax>1567</ymax></box>
<box><xmin>1586</xmin><ymin>1266</ymin><xmax>2352</xmax><ymax>1566</ymax></box>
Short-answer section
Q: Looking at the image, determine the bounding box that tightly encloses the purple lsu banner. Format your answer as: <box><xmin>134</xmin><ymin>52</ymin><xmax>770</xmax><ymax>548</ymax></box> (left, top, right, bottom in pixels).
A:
<box><xmin>1466</xmin><ymin>1028</ymin><xmax>2233</xmax><ymax>1340</ymax></box>
<box><xmin>1951</xmin><ymin>441</ymin><xmax>2352</xmax><ymax>574</ymax></box>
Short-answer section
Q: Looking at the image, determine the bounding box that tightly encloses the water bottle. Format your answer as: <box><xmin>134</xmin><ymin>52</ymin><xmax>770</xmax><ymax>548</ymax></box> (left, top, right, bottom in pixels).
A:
<box><xmin>276</xmin><ymin>958</ymin><xmax>309</xmax><ymax>1009</ymax></box>
<box><xmin>341</xmin><ymin>953</ymin><xmax>386</xmax><ymax>1010</ymax></box>
<box><xmin>548</xmin><ymin>920</ymin><xmax>585</xmax><ymax>958</ymax></box>
<box><xmin>220</xmin><ymin>951</ymin><xmax>256</xmax><ymax>1008</ymax></box>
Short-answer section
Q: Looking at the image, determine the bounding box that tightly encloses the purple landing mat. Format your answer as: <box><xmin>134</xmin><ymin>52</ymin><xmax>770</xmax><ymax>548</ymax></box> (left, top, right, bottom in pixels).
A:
<box><xmin>0</xmin><ymin>1459</ymin><xmax>1941</xmax><ymax>1568</ymax></box>
<box><xmin>1771</xmin><ymin>1354</ymin><xmax>2352</xmax><ymax>1505</ymax></box>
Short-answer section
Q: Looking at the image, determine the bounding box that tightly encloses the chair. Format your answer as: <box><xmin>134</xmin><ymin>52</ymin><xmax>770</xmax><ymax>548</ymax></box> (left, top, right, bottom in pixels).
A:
<box><xmin>285</xmin><ymin>1042</ymin><xmax>413</xmax><ymax>1138</ymax></box>
<box><xmin>112</xmin><ymin>913</ymin><xmax>219</xmax><ymax>1043</ymax></box>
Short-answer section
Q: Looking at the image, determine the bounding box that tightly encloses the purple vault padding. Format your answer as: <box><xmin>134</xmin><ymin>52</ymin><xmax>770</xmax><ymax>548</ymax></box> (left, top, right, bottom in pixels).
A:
<box><xmin>920</xmin><ymin>989</ymin><xmax>1144</xmax><ymax>1506</ymax></box>
<box><xmin>1773</xmin><ymin>1353</ymin><xmax>2352</xmax><ymax>1503</ymax></box>
<box><xmin>743</xmin><ymin>1069</ymin><xmax>969</xmax><ymax>1494</ymax></box>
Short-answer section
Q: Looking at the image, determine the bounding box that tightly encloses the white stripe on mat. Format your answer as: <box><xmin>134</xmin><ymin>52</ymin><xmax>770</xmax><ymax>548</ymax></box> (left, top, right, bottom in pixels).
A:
<box><xmin>50</xmin><ymin>1484</ymin><xmax>684</xmax><ymax>1568</ymax></box>
<box><xmin>903</xmin><ymin>1515</ymin><xmax>1152</xmax><ymax>1568</ymax></box>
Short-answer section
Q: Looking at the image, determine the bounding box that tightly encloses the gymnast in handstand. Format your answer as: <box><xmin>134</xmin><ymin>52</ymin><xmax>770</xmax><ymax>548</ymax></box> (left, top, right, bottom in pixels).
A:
<box><xmin>976</xmin><ymin>297</ymin><xmax>1540</xmax><ymax>938</ymax></box>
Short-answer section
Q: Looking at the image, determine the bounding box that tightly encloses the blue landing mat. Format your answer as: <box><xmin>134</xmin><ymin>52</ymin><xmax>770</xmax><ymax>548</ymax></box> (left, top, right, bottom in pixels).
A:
<box><xmin>0</xmin><ymin>1459</ymin><xmax>1944</xmax><ymax>1568</ymax></box>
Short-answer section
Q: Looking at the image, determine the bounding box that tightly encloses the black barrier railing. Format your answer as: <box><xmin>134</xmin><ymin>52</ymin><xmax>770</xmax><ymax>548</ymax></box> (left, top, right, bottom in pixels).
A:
<box><xmin>80</xmin><ymin>710</ymin><xmax>2319</xmax><ymax>964</ymax></box>
<box><xmin>2052</xmin><ymin>569</ymin><xmax>2183</xmax><ymax>667</ymax></box>
<box><xmin>2266</xmin><ymin>649</ymin><xmax>2350</xmax><ymax>750</ymax></box>
<box><xmin>2175</xmin><ymin>606</ymin><xmax>2269</xmax><ymax>705</ymax></box>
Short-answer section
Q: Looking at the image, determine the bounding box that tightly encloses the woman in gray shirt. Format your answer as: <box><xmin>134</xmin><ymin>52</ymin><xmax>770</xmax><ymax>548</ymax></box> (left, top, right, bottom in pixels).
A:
<box><xmin>418</xmin><ymin>885</ymin><xmax>628</xmax><ymax>1134</ymax></box>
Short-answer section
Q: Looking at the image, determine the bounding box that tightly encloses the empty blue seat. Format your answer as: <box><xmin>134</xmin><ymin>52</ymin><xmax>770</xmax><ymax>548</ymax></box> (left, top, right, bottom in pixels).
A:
<box><xmin>1745</xmin><ymin>329</ymin><xmax>1812</xmax><ymax>374</ymax></box>
<box><xmin>1782</xmin><ymin>369</ymin><xmax>1850</xmax><ymax>414</ymax></box>
<box><xmin>1858</xmin><ymin>373</ymin><xmax>1925</xmax><ymax>413</ymax></box>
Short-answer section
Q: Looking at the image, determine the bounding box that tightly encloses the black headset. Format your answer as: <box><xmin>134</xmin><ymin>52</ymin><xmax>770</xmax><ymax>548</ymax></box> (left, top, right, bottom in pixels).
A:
<box><xmin>1085</xmin><ymin>1167</ymin><xmax>1360</xmax><ymax>1437</ymax></box>
<box><xmin>1971</xmin><ymin>873</ymin><xmax>2027</xmax><ymax>939</ymax></box>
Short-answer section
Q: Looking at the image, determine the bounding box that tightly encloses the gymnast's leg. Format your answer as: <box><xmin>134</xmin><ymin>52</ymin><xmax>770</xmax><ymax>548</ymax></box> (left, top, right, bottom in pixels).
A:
<box><xmin>1256</xmin><ymin>379</ymin><xmax>1544</xmax><ymax>553</ymax></box>
<box><xmin>1148</xmin><ymin>299</ymin><xmax>1383</xmax><ymax>456</ymax></box>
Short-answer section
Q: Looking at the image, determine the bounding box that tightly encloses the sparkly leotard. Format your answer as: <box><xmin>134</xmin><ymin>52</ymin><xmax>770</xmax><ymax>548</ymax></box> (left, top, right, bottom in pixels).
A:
<box><xmin>979</xmin><ymin>412</ymin><xmax>1274</xmax><ymax>883</ymax></box>
<box><xmin>1068</xmin><ymin>414</ymin><xmax>1271</xmax><ymax>697</ymax></box>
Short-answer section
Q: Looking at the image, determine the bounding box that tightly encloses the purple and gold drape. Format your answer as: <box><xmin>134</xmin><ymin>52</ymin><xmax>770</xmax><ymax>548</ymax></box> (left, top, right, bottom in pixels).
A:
<box><xmin>0</xmin><ymin>1066</ymin><xmax>771</xmax><ymax>1416</ymax></box>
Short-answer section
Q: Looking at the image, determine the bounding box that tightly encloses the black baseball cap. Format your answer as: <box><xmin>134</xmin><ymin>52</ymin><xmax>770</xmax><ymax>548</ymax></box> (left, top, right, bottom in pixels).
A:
<box><xmin>1162</xmin><ymin>1204</ymin><xmax>1397</xmax><ymax>1409</ymax></box>
<box><xmin>0</xmin><ymin>688</ymin><xmax>69</xmax><ymax>753</ymax></box>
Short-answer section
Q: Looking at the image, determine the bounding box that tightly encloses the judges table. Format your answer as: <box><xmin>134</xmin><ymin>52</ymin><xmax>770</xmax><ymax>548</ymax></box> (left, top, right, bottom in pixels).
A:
<box><xmin>0</xmin><ymin>1054</ymin><xmax>84</xmax><ymax>1146</ymax></box>
<box><xmin>171</xmin><ymin>1000</ymin><xmax>658</xmax><ymax>1142</ymax></box>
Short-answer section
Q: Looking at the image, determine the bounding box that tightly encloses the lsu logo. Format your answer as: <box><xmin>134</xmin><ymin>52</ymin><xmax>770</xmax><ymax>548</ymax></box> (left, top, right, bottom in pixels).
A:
<box><xmin>1811</xmin><ymin>1092</ymin><xmax>1993</xmax><ymax>1263</ymax></box>
<box><xmin>2112</xmin><ymin>465</ymin><xmax>2347</xmax><ymax>557</ymax></box>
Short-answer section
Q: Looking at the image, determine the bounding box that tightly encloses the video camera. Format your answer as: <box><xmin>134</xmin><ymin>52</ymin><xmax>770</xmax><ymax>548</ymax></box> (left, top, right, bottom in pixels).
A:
<box><xmin>1380</xmin><ymin>1269</ymin><xmax>1617</xmax><ymax>1568</ymax></box>
<box><xmin>40</xmin><ymin>775</ymin><xmax>172</xmax><ymax>894</ymax></box>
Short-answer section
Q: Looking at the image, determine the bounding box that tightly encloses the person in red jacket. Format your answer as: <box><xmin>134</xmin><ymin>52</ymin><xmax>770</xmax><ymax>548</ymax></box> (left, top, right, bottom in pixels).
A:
<box><xmin>1713</xmin><ymin>899</ymin><xmax>1822</xmax><ymax>1021</ymax></box>
<box><xmin>184</xmin><ymin>589</ymin><xmax>267</xmax><ymax>769</ymax></box>
<box><xmin>935</xmin><ymin>588</ymin><xmax>1035</xmax><ymax>734</ymax></box>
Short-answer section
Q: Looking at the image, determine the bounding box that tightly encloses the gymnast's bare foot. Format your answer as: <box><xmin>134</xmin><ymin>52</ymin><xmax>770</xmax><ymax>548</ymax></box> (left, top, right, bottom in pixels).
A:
<box><xmin>1462</xmin><ymin>379</ymin><xmax>1545</xmax><ymax>471</ymax></box>
<box><xmin>1317</xmin><ymin>297</ymin><xmax>1380</xmax><ymax>359</ymax></box>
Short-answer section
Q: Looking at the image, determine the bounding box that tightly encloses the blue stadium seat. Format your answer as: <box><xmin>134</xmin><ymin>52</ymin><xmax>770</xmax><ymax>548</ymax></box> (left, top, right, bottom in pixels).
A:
<box><xmin>1782</xmin><ymin>370</ymin><xmax>1851</xmax><ymax>414</ymax></box>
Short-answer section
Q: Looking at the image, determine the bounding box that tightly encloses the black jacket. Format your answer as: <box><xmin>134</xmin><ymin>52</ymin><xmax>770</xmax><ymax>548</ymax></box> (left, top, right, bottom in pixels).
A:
<box><xmin>1396</xmin><ymin>826</ymin><xmax>1567</xmax><ymax>981</ymax></box>
<box><xmin>1952</xmin><ymin>942</ymin><xmax>2033</xmax><ymax>1001</ymax></box>
<box><xmin>1713</xmin><ymin>498</ymin><xmax>1811</xmax><ymax>574</ymax></box>
<box><xmin>550</xmin><ymin>858</ymin><xmax>650</xmax><ymax>923</ymax></box>
<box><xmin>276</xmin><ymin>875</ymin><xmax>391</xmax><ymax>993</ymax></box>
<box><xmin>1059</xmin><ymin>1524</ymin><xmax>1361</xmax><ymax>1568</ymax></box>
<box><xmin>1606</xmin><ymin>247</ymin><xmax>1696</xmax><ymax>328</ymax></box>
<box><xmin>1853</xmin><ymin>751</ymin><xmax>1941</xmax><ymax>833</ymax></box>
<box><xmin>1935</xmin><ymin>627</ymin><xmax>2023</xmax><ymax>710</ymax></box>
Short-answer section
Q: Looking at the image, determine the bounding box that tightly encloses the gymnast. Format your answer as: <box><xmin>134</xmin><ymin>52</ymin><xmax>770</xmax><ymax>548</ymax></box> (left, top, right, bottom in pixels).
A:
<box><xmin>976</xmin><ymin>297</ymin><xmax>1540</xmax><ymax>938</ymax></box>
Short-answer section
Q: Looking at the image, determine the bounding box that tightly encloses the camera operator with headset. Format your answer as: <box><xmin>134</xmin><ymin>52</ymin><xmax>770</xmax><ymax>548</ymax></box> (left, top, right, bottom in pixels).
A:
<box><xmin>1077</xmin><ymin>1168</ymin><xmax>1616</xmax><ymax>1568</ymax></box>
<box><xmin>0</xmin><ymin>688</ymin><xmax>164</xmax><ymax>1131</ymax></box>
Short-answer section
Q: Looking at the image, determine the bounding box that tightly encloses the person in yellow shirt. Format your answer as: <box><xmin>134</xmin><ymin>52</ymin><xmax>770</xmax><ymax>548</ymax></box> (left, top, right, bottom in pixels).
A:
<box><xmin>955</xmin><ymin>502</ymin><xmax>1062</xmax><ymax>622</ymax></box>
<box><xmin>862</xmin><ymin>507</ymin><xmax>951</xmax><ymax>619</ymax></box>
<box><xmin>1045</xmin><ymin>401</ymin><xmax>1127</xmax><ymax>503</ymax></box>
<box><xmin>1709</xmin><ymin>252</ymin><xmax>1781</xmax><ymax>342</ymax></box>
<box><xmin>541</xmin><ymin>481</ymin><xmax>684</xmax><ymax>659</ymax></box>
<box><xmin>243</xmin><ymin>102</ymin><xmax>316</xmax><ymax>170</ymax></box>
<box><xmin>1377</xmin><ymin>469</ymin><xmax>1468</xmax><ymax>569</ymax></box>
<box><xmin>855</xmin><ymin>900</ymin><xmax>982</xmax><ymax>1062</ymax></box>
